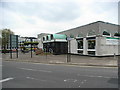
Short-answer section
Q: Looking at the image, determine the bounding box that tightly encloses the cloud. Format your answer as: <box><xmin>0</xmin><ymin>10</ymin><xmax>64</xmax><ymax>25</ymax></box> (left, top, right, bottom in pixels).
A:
<box><xmin>0</xmin><ymin>0</ymin><xmax>118</xmax><ymax>37</ymax></box>
<box><xmin>2</xmin><ymin>1</ymin><xmax>81</xmax><ymax>22</ymax></box>
<box><xmin>36</xmin><ymin>2</ymin><xmax>81</xmax><ymax>22</ymax></box>
<box><xmin>68</xmin><ymin>1</ymin><xmax>118</xmax><ymax>26</ymax></box>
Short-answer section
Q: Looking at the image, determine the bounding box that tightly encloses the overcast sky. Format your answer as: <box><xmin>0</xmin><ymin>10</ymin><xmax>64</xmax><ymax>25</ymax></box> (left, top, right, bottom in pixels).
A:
<box><xmin>0</xmin><ymin>0</ymin><xmax>119</xmax><ymax>37</ymax></box>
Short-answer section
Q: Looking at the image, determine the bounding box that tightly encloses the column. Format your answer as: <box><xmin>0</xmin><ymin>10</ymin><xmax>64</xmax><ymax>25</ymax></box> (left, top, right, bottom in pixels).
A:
<box><xmin>95</xmin><ymin>37</ymin><xmax>101</xmax><ymax>56</ymax></box>
<box><xmin>83</xmin><ymin>38</ymin><xmax>87</xmax><ymax>55</ymax></box>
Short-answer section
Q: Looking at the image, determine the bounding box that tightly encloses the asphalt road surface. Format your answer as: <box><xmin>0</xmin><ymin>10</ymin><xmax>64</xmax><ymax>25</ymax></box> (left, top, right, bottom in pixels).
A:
<box><xmin>2</xmin><ymin>61</ymin><xmax>118</xmax><ymax>88</ymax></box>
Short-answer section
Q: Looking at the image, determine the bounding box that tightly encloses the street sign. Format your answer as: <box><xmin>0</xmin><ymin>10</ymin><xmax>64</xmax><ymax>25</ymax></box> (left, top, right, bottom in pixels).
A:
<box><xmin>9</xmin><ymin>34</ymin><xmax>19</xmax><ymax>59</ymax></box>
<box><xmin>10</xmin><ymin>35</ymin><xmax>18</xmax><ymax>48</ymax></box>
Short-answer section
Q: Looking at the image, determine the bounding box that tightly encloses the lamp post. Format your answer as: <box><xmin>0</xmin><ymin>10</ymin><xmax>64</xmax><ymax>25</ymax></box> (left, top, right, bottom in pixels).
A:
<box><xmin>67</xmin><ymin>38</ymin><xmax>71</xmax><ymax>63</ymax></box>
<box><xmin>30</xmin><ymin>38</ymin><xmax>33</xmax><ymax>58</ymax></box>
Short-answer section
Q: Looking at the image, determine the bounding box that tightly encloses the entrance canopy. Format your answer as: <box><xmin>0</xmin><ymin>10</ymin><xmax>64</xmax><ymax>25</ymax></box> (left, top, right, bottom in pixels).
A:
<box><xmin>51</xmin><ymin>34</ymin><xmax>67</xmax><ymax>39</ymax></box>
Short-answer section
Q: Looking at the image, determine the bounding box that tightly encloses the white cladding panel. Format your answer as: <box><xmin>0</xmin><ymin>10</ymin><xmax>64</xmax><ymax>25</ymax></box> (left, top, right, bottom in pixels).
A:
<box><xmin>98</xmin><ymin>36</ymin><xmax>119</xmax><ymax>56</ymax></box>
<box><xmin>70</xmin><ymin>39</ymin><xmax>77</xmax><ymax>54</ymax></box>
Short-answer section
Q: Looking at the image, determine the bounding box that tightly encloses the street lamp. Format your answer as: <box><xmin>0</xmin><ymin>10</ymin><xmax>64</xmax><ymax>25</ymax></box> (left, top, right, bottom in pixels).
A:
<box><xmin>67</xmin><ymin>38</ymin><xmax>71</xmax><ymax>63</ymax></box>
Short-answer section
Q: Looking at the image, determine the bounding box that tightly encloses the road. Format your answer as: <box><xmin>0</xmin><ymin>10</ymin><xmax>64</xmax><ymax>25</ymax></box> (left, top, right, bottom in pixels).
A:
<box><xmin>2</xmin><ymin>61</ymin><xmax>118</xmax><ymax>88</ymax></box>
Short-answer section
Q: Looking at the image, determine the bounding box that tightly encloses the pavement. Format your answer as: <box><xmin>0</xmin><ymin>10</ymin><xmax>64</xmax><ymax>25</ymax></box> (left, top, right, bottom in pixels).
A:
<box><xmin>2</xmin><ymin>52</ymin><xmax>118</xmax><ymax>67</ymax></box>
<box><xmin>2</xmin><ymin>61</ymin><xmax>118</xmax><ymax>88</ymax></box>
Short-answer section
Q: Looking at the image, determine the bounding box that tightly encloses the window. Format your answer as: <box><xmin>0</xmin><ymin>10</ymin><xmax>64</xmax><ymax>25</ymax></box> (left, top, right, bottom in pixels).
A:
<box><xmin>114</xmin><ymin>32</ymin><xmax>120</xmax><ymax>37</ymax></box>
<box><xmin>51</xmin><ymin>34</ymin><xmax>54</xmax><ymax>40</ymax></box>
<box><xmin>43</xmin><ymin>37</ymin><xmax>45</xmax><ymax>41</ymax></box>
<box><xmin>77</xmin><ymin>40</ymin><xmax>83</xmax><ymax>49</ymax></box>
<box><xmin>88</xmin><ymin>30</ymin><xmax>96</xmax><ymax>36</ymax></box>
<box><xmin>46</xmin><ymin>36</ymin><xmax>49</xmax><ymax>40</ymax></box>
<box><xmin>88</xmin><ymin>40</ymin><xmax>95</xmax><ymax>49</ymax></box>
<box><xmin>103</xmin><ymin>31</ymin><xmax>110</xmax><ymax>36</ymax></box>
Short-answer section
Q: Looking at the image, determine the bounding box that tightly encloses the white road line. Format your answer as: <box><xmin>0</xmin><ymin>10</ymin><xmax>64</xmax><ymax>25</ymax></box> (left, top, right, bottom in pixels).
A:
<box><xmin>98</xmin><ymin>76</ymin><xmax>103</xmax><ymax>78</ymax></box>
<box><xmin>77</xmin><ymin>74</ymin><xmax>115</xmax><ymax>79</ymax></box>
<box><xmin>64</xmin><ymin>79</ymin><xmax>78</xmax><ymax>83</ymax></box>
<box><xmin>74</xmin><ymin>80</ymin><xmax>77</xmax><ymax>82</ymax></box>
<box><xmin>64</xmin><ymin>80</ymin><xmax>67</xmax><ymax>82</ymax></box>
<box><xmin>19</xmin><ymin>68</ymin><xmax>52</xmax><ymax>73</ymax></box>
<box><xmin>26</xmin><ymin>77</ymin><xmax>47</xmax><ymax>82</ymax></box>
<box><xmin>0</xmin><ymin>78</ymin><xmax>13</xmax><ymax>83</ymax></box>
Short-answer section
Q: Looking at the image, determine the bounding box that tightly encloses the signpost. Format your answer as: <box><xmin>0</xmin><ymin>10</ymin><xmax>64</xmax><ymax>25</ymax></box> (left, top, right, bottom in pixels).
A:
<box><xmin>67</xmin><ymin>38</ymin><xmax>71</xmax><ymax>63</ymax></box>
<box><xmin>30</xmin><ymin>38</ymin><xmax>33</xmax><ymax>58</ymax></box>
<box><xmin>9</xmin><ymin>34</ymin><xmax>18</xmax><ymax>59</ymax></box>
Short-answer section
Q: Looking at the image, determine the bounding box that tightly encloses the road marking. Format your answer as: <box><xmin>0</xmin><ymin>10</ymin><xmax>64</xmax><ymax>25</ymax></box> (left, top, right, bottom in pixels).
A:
<box><xmin>0</xmin><ymin>78</ymin><xmax>13</xmax><ymax>83</ymax></box>
<box><xmin>26</xmin><ymin>77</ymin><xmax>47</xmax><ymax>82</ymax></box>
<box><xmin>74</xmin><ymin>80</ymin><xmax>77</xmax><ymax>82</ymax></box>
<box><xmin>77</xmin><ymin>74</ymin><xmax>115</xmax><ymax>79</ymax></box>
<box><xmin>64</xmin><ymin>80</ymin><xmax>67</xmax><ymax>82</ymax></box>
<box><xmin>98</xmin><ymin>76</ymin><xmax>103</xmax><ymax>78</ymax></box>
<box><xmin>64</xmin><ymin>79</ymin><xmax>78</xmax><ymax>83</ymax></box>
<box><xmin>19</xmin><ymin>68</ymin><xmax>52</xmax><ymax>73</ymax></box>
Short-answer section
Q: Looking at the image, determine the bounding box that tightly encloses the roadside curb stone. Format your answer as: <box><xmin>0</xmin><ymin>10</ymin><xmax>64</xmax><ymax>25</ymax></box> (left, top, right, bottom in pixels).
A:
<box><xmin>3</xmin><ymin>59</ymin><xmax>118</xmax><ymax>67</ymax></box>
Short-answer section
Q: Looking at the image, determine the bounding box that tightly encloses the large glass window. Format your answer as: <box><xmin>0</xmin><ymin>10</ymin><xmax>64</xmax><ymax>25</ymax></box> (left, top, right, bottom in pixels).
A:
<box><xmin>88</xmin><ymin>40</ymin><xmax>95</xmax><ymax>49</ymax></box>
<box><xmin>77</xmin><ymin>40</ymin><xmax>83</xmax><ymax>49</ymax></box>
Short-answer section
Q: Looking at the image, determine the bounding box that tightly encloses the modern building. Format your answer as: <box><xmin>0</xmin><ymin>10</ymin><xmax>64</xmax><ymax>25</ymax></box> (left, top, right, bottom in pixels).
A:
<box><xmin>37</xmin><ymin>33</ymin><xmax>51</xmax><ymax>49</ymax></box>
<box><xmin>38</xmin><ymin>21</ymin><xmax>120</xmax><ymax>56</ymax></box>
<box><xmin>38</xmin><ymin>33</ymin><xmax>68</xmax><ymax>54</ymax></box>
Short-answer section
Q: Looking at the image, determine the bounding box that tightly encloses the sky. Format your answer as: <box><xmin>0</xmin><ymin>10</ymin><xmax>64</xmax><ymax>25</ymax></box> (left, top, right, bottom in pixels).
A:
<box><xmin>0</xmin><ymin>0</ymin><xmax>119</xmax><ymax>37</ymax></box>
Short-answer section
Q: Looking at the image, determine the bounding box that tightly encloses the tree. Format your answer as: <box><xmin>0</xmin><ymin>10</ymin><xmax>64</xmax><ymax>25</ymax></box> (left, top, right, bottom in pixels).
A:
<box><xmin>1</xmin><ymin>29</ymin><xmax>14</xmax><ymax>50</ymax></box>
